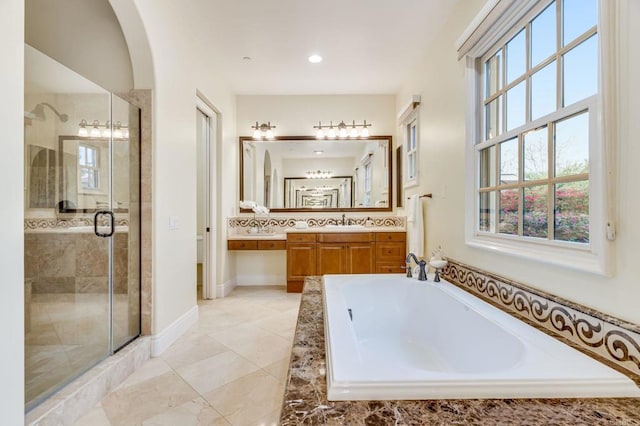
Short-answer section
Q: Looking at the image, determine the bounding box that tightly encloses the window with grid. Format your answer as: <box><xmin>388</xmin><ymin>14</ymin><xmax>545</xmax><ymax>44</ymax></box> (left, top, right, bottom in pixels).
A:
<box><xmin>476</xmin><ymin>0</ymin><xmax>597</xmax><ymax>245</ymax></box>
<box><xmin>405</xmin><ymin>116</ymin><xmax>418</xmax><ymax>185</ymax></box>
<box><xmin>78</xmin><ymin>144</ymin><xmax>101</xmax><ymax>191</ymax></box>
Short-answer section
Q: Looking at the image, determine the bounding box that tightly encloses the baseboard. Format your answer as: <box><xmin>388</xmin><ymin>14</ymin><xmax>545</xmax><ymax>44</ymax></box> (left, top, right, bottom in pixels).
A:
<box><xmin>218</xmin><ymin>278</ymin><xmax>237</xmax><ymax>297</ymax></box>
<box><xmin>150</xmin><ymin>305</ymin><xmax>199</xmax><ymax>356</ymax></box>
<box><xmin>235</xmin><ymin>274</ymin><xmax>286</xmax><ymax>286</ymax></box>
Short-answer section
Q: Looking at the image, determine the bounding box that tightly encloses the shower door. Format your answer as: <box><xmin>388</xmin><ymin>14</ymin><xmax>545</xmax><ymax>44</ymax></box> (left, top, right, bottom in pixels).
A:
<box><xmin>24</xmin><ymin>45</ymin><xmax>141</xmax><ymax>411</ymax></box>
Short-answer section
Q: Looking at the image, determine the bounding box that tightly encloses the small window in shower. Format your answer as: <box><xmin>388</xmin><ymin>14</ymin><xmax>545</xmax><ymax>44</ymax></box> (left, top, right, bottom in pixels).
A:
<box><xmin>78</xmin><ymin>143</ymin><xmax>101</xmax><ymax>191</ymax></box>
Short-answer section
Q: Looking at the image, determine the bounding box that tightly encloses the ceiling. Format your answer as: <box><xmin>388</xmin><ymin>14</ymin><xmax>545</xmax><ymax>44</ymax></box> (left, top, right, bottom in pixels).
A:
<box><xmin>193</xmin><ymin>0</ymin><xmax>457</xmax><ymax>95</ymax></box>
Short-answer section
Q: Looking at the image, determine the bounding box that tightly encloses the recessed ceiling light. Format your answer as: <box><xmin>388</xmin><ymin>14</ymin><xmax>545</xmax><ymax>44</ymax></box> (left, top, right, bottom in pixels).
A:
<box><xmin>308</xmin><ymin>54</ymin><xmax>323</xmax><ymax>64</ymax></box>
<box><xmin>314</xmin><ymin>150</ymin><xmax>324</xmax><ymax>155</ymax></box>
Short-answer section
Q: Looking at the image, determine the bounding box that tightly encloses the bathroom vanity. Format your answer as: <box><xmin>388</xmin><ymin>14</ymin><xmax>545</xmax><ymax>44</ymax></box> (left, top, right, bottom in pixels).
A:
<box><xmin>227</xmin><ymin>227</ymin><xmax>406</xmax><ymax>292</ymax></box>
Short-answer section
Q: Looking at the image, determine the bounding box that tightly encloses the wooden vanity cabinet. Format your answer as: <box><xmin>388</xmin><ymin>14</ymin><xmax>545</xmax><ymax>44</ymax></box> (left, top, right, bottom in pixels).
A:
<box><xmin>374</xmin><ymin>232</ymin><xmax>407</xmax><ymax>273</ymax></box>
<box><xmin>286</xmin><ymin>231</ymin><xmax>407</xmax><ymax>292</ymax></box>
<box><xmin>316</xmin><ymin>233</ymin><xmax>374</xmax><ymax>275</ymax></box>
<box><xmin>286</xmin><ymin>233</ymin><xmax>316</xmax><ymax>293</ymax></box>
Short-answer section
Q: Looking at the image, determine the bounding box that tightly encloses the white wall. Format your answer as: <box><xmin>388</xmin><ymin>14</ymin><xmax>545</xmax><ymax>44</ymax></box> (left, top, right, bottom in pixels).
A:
<box><xmin>25</xmin><ymin>0</ymin><xmax>134</xmax><ymax>93</ymax></box>
<box><xmin>397</xmin><ymin>0</ymin><xmax>640</xmax><ymax>325</ymax></box>
<box><xmin>133</xmin><ymin>0</ymin><xmax>237</xmax><ymax>335</ymax></box>
<box><xmin>0</xmin><ymin>0</ymin><xmax>25</xmax><ymax>421</ymax></box>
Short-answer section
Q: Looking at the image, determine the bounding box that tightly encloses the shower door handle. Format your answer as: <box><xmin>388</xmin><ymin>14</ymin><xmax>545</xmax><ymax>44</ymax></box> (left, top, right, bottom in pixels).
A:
<box><xmin>94</xmin><ymin>210</ymin><xmax>115</xmax><ymax>237</ymax></box>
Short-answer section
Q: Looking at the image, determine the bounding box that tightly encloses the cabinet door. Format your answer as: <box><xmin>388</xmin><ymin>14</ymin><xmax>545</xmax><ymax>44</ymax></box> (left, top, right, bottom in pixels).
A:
<box><xmin>287</xmin><ymin>243</ymin><xmax>316</xmax><ymax>281</ymax></box>
<box><xmin>317</xmin><ymin>243</ymin><xmax>344</xmax><ymax>275</ymax></box>
<box><xmin>346</xmin><ymin>242</ymin><xmax>374</xmax><ymax>274</ymax></box>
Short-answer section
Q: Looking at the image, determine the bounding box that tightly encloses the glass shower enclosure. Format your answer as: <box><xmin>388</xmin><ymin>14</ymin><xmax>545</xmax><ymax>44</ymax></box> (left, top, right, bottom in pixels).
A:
<box><xmin>24</xmin><ymin>45</ymin><xmax>141</xmax><ymax>411</ymax></box>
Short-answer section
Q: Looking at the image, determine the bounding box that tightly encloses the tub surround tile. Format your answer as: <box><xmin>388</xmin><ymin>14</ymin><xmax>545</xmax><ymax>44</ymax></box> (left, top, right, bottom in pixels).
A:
<box><xmin>279</xmin><ymin>277</ymin><xmax>640</xmax><ymax>424</ymax></box>
<box><xmin>443</xmin><ymin>260</ymin><xmax>640</xmax><ymax>378</ymax></box>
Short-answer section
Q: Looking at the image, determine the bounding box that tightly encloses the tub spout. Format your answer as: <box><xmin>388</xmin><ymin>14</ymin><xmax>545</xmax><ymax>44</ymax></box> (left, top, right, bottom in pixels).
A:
<box><xmin>405</xmin><ymin>253</ymin><xmax>428</xmax><ymax>281</ymax></box>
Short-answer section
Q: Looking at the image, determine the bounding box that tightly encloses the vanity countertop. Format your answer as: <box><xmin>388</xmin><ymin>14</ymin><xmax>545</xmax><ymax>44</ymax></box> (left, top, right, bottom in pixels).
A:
<box><xmin>228</xmin><ymin>226</ymin><xmax>406</xmax><ymax>240</ymax></box>
<box><xmin>279</xmin><ymin>277</ymin><xmax>640</xmax><ymax>425</ymax></box>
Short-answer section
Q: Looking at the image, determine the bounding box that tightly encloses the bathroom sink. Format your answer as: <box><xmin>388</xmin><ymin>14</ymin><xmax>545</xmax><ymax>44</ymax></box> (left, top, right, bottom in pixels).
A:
<box><xmin>325</xmin><ymin>224</ymin><xmax>365</xmax><ymax>229</ymax></box>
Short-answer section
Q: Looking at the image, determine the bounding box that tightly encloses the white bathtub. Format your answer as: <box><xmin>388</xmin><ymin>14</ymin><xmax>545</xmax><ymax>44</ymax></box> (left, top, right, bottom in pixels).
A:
<box><xmin>323</xmin><ymin>274</ymin><xmax>640</xmax><ymax>400</ymax></box>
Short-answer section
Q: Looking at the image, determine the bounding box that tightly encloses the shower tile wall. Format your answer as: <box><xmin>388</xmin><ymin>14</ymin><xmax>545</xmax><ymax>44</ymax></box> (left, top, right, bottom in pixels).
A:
<box><xmin>25</xmin><ymin>232</ymin><xmax>129</xmax><ymax>294</ymax></box>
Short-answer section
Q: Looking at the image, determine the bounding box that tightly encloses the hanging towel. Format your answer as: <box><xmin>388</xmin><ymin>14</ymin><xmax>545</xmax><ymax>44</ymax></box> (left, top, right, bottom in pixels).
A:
<box><xmin>407</xmin><ymin>194</ymin><xmax>424</xmax><ymax>258</ymax></box>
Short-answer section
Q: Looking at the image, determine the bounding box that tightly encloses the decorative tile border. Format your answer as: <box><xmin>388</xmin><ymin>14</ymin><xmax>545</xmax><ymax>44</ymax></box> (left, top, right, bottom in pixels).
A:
<box><xmin>228</xmin><ymin>215</ymin><xmax>405</xmax><ymax>229</ymax></box>
<box><xmin>442</xmin><ymin>259</ymin><xmax>640</xmax><ymax>377</ymax></box>
<box><xmin>25</xmin><ymin>217</ymin><xmax>129</xmax><ymax>231</ymax></box>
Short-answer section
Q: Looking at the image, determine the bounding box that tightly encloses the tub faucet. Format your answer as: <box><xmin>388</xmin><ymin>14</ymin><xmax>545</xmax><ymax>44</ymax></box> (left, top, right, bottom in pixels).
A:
<box><xmin>405</xmin><ymin>253</ymin><xmax>428</xmax><ymax>281</ymax></box>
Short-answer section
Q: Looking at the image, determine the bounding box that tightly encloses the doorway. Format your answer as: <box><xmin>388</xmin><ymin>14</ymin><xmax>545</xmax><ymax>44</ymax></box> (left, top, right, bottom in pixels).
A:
<box><xmin>196</xmin><ymin>97</ymin><xmax>219</xmax><ymax>299</ymax></box>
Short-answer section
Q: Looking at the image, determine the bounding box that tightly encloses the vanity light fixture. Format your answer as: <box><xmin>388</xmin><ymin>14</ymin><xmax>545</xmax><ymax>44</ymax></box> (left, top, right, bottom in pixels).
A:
<box><xmin>306</xmin><ymin>170</ymin><xmax>333</xmax><ymax>179</ymax></box>
<box><xmin>313</xmin><ymin>120</ymin><xmax>372</xmax><ymax>139</ymax></box>
<box><xmin>251</xmin><ymin>121</ymin><xmax>276</xmax><ymax>140</ymax></box>
<box><xmin>77</xmin><ymin>119</ymin><xmax>129</xmax><ymax>138</ymax></box>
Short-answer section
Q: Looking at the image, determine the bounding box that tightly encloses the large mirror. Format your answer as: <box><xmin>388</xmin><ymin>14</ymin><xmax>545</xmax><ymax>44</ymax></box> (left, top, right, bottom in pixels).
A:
<box><xmin>240</xmin><ymin>136</ymin><xmax>392</xmax><ymax>212</ymax></box>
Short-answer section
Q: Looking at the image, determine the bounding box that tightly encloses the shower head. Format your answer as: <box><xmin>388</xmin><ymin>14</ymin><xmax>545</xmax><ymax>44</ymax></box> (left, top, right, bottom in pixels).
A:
<box><xmin>26</xmin><ymin>102</ymin><xmax>69</xmax><ymax>123</ymax></box>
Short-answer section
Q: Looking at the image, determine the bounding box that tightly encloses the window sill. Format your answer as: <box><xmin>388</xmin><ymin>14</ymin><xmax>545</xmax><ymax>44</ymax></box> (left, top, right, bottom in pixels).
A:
<box><xmin>466</xmin><ymin>233</ymin><xmax>611</xmax><ymax>276</ymax></box>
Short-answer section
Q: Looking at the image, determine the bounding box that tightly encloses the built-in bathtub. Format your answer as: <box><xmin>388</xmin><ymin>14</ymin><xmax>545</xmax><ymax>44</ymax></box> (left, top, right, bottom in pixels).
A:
<box><xmin>323</xmin><ymin>274</ymin><xmax>640</xmax><ymax>400</ymax></box>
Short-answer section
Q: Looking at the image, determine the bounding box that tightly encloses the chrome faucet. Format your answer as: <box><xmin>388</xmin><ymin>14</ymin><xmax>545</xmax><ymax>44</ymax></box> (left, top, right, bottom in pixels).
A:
<box><xmin>405</xmin><ymin>253</ymin><xmax>428</xmax><ymax>281</ymax></box>
<box><xmin>342</xmin><ymin>213</ymin><xmax>346</xmax><ymax>225</ymax></box>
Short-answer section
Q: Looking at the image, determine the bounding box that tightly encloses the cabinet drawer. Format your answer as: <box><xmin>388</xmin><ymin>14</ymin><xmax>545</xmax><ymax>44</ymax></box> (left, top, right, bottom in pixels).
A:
<box><xmin>258</xmin><ymin>240</ymin><xmax>286</xmax><ymax>250</ymax></box>
<box><xmin>227</xmin><ymin>240</ymin><xmax>258</xmax><ymax>250</ymax></box>
<box><xmin>375</xmin><ymin>232</ymin><xmax>406</xmax><ymax>242</ymax></box>
<box><xmin>287</xmin><ymin>233</ymin><xmax>316</xmax><ymax>243</ymax></box>
<box><xmin>375</xmin><ymin>264</ymin><xmax>406</xmax><ymax>274</ymax></box>
<box><xmin>376</xmin><ymin>243</ymin><xmax>406</xmax><ymax>259</ymax></box>
<box><xmin>317</xmin><ymin>232</ymin><xmax>374</xmax><ymax>243</ymax></box>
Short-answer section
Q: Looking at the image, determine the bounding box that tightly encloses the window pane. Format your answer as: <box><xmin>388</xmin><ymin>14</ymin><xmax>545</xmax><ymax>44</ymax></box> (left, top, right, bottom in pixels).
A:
<box><xmin>523</xmin><ymin>185</ymin><xmax>548</xmax><ymax>238</ymax></box>
<box><xmin>531</xmin><ymin>61</ymin><xmax>557</xmax><ymax>120</ymax></box>
<box><xmin>499</xmin><ymin>189</ymin><xmax>519</xmax><ymax>235</ymax></box>
<box><xmin>79</xmin><ymin>146</ymin><xmax>86</xmax><ymax>166</ymax></box>
<box><xmin>485</xmin><ymin>96</ymin><xmax>501</xmax><ymax>140</ymax></box>
<box><xmin>506</xmin><ymin>30</ymin><xmax>526</xmax><ymax>84</ymax></box>
<box><xmin>563</xmin><ymin>0</ymin><xmax>597</xmax><ymax>46</ymax></box>
<box><xmin>485</xmin><ymin>50</ymin><xmax>502</xmax><ymax>97</ymax></box>
<box><xmin>479</xmin><ymin>191</ymin><xmax>496</xmax><ymax>233</ymax></box>
<box><xmin>506</xmin><ymin>81</ymin><xmax>526</xmax><ymax>131</ymax></box>
<box><xmin>563</xmin><ymin>34</ymin><xmax>598</xmax><ymax>107</ymax></box>
<box><xmin>554</xmin><ymin>181</ymin><xmax>589</xmax><ymax>243</ymax></box>
<box><xmin>531</xmin><ymin>3</ymin><xmax>557</xmax><ymax>67</ymax></box>
<box><xmin>499</xmin><ymin>138</ymin><xmax>518</xmax><ymax>184</ymax></box>
<box><xmin>555</xmin><ymin>111</ymin><xmax>589</xmax><ymax>177</ymax></box>
<box><xmin>523</xmin><ymin>126</ymin><xmax>548</xmax><ymax>180</ymax></box>
<box><xmin>409</xmin><ymin>123</ymin><xmax>417</xmax><ymax>149</ymax></box>
<box><xmin>479</xmin><ymin>146</ymin><xmax>496</xmax><ymax>188</ymax></box>
<box><xmin>408</xmin><ymin>153</ymin><xmax>415</xmax><ymax>180</ymax></box>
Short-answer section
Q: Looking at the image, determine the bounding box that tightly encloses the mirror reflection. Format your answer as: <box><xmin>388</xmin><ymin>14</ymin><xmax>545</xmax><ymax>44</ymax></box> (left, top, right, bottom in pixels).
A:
<box><xmin>240</xmin><ymin>136</ymin><xmax>392</xmax><ymax>212</ymax></box>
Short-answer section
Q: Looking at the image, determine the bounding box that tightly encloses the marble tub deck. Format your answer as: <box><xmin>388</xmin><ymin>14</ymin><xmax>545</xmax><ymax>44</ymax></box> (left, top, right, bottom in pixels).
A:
<box><xmin>279</xmin><ymin>277</ymin><xmax>640</xmax><ymax>425</ymax></box>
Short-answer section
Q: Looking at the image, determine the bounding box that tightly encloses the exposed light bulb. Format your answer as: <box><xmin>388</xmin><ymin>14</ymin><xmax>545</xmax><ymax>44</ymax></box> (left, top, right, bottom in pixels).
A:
<box><xmin>102</xmin><ymin>120</ymin><xmax>112</xmax><ymax>138</ymax></box>
<box><xmin>350</xmin><ymin>127</ymin><xmax>358</xmax><ymax>138</ymax></box>
<box><xmin>327</xmin><ymin>127</ymin><xmax>336</xmax><ymax>139</ymax></box>
<box><xmin>78</xmin><ymin>119</ymin><xmax>89</xmax><ymax>137</ymax></box>
<box><xmin>265</xmin><ymin>129</ymin><xmax>274</xmax><ymax>139</ymax></box>
<box><xmin>90</xmin><ymin>120</ymin><xmax>101</xmax><ymax>138</ymax></box>
<box><xmin>253</xmin><ymin>129</ymin><xmax>262</xmax><ymax>139</ymax></box>
<box><xmin>113</xmin><ymin>122</ymin><xmax>123</xmax><ymax>139</ymax></box>
<box><xmin>360</xmin><ymin>127</ymin><xmax>369</xmax><ymax>138</ymax></box>
<box><xmin>316</xmin><ymin>128</ymin><xmax>325</xmax><ymax>139</ymax></box>
<box><xmin>339</xmin><ymin>127</ymin><xmax>347</xmax><ymax>138</ymax></box>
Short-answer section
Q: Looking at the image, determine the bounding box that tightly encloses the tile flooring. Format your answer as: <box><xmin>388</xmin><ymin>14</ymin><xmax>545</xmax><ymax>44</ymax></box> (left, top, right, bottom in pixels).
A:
<box><xmin>74</xmin><ymin>286</ymin><xmax>301</xmax><ymax>425</ymax></box>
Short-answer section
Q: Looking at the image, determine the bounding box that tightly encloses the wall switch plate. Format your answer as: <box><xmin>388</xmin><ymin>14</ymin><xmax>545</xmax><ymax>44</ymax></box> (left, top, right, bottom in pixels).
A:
<box><xmin>169</xmin><ymin>216</ymin><xmax>179</xmax><ymax>230</ymax></box>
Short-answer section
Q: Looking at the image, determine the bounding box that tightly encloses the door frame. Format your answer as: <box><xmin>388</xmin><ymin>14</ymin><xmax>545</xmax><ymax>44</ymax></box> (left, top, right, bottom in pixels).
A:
<box><xmin>196</xmin><ymin>95</ymin><xmax>219</xmax><ymax>299</ymax></box>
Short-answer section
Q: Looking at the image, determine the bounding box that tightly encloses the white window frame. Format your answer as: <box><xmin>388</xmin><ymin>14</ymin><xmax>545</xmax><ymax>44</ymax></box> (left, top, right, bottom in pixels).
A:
<box><xmin>402</xmin><ymin>109</ymin><xmax>420</xmax><ymax>188</ymax></box>
<box><xmin>459</xmin><ymin>0</ymin><xmax>618</xmax><ymax>276</ymax></box>
<box><xmin>78</xmin><ymin>143</ymin><xmax>103</xmax><ymax>194</ymax></box>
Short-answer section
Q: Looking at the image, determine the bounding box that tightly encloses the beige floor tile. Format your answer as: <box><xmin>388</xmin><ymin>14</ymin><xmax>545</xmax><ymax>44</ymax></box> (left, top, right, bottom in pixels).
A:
<box><xmin>175</xmin><ymin>350</ymin><xmax>261</xmax><ymax>395</ymax></box>
<box><xmin>161</xmin><ymin>333</ymin><xmax>228</xmax><ymax>370</ymax></box>
<box><xmin>141</xmin><ymin>397</ymin><xmax>229</xmax><ymax>425</ymax></box>
<box><xmin>101</xmin><ymin>371</ymin><xmax>199</xmax><ymax>425</ymax></box>
<box><xmin>74</xmin><ymin>403</ymin><xmax>111</xmax><ymax>426</ymax></box>
<box><xmin>116</xmin><ymin>357</ymin><xmax>172</xmax><ymax>391</ymax></box>
<box><xmin>202</xmin><ymin>370</ymin><xmax>284</xmax><ymax>426</ymax></box>
<box><xmin>263</xmin><ymin>357</ymin><xmax>291</xmax><ymax>383</ymax></box>
<box><xmin>209</xmin><ymin>324</ymin><xmax>292</xmax><ymax>367</ymax></box>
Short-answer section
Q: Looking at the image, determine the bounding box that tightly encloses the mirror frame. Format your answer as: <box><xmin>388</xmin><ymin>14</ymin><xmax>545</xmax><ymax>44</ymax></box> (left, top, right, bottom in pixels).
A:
<box><xmin>239</xmin><ymin>135</ymin><xmax>393</xmax><ymax>213</ymax></box>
